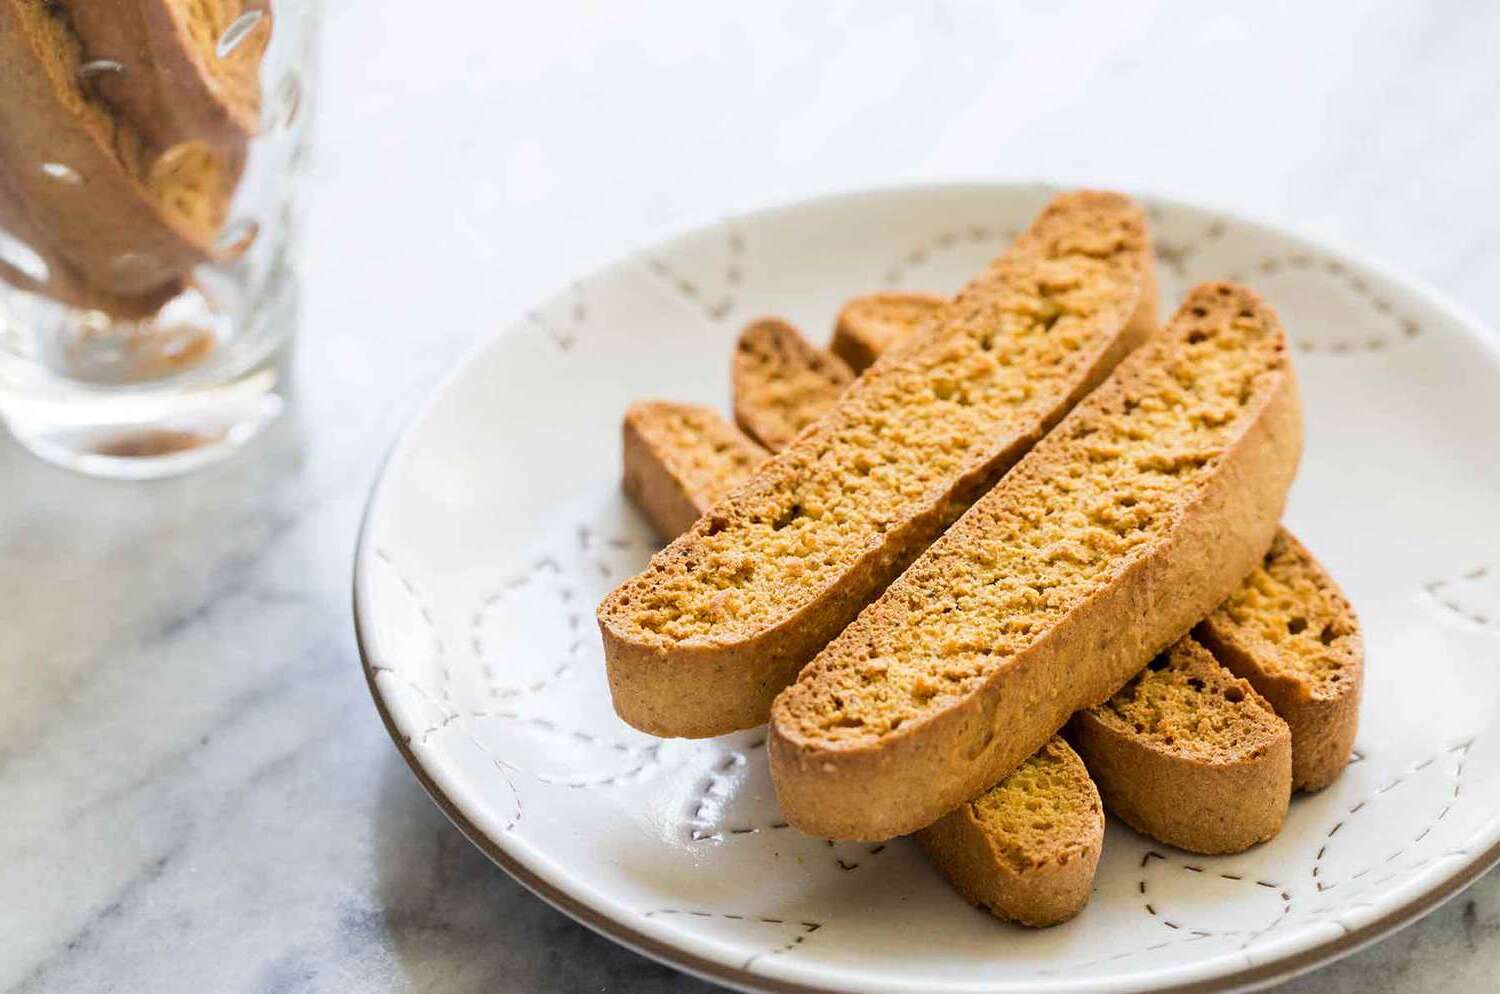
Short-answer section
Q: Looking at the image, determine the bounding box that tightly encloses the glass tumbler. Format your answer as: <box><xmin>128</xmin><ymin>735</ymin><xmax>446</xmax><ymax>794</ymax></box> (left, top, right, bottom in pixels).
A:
<box><xmin>0</xmin><ymin>1</ymin><xmax>318</xmax><ymax>478</ymax></box>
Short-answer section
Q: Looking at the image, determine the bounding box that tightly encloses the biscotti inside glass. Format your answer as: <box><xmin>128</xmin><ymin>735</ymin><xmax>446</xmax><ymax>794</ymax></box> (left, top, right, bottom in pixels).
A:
<box><xmin>0</xmin><ymin>0</ymin><xmax>319</xmax><ymax>478</ymax></box>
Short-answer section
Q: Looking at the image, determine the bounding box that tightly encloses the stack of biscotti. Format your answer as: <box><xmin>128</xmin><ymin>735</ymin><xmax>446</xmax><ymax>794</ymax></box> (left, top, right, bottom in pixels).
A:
<box><xmin>620</xmin><ymin>387</ymin><xmax>1360</xmax><ymax>918</ymax></box>
<box><xmin>0</xmin><ymin>0</ymin><xmax>270</xmax><ymax>313</ymax></box>
<box><xmin>601</xmin><ymin>190</ymin><xmax>1363</xmax><ymax>926</ymax></box>
<box><xmin>1071</xmin><ymin>528</ymin><xmax>1362</xmax><ymax>852</ymax></box>
<box><xmin>599</xmin><ymin>190</ymin><xmax>1157</xmax><ymax>737</ymax></box>
<box><xmin>729</xmin><ymin>305</ymin><xmax>1359</xmax><ymax>852</ymax></box>
<box><xmin>769</xmin><ymin>281</ymin><xmax>1302</xmax><ymax>839</ymax></box>
<box><xmin>816</xmin><ymin>292</ymin><xmax>1364</xmax><ymax>842</ymax></box>
<box><xmin>621</xmin><ymin>405</ymin><xmax>1109</xmax><ymax>926</ymax></box>
<box><xmin>626</xmin><ymin>324</ymin><xmax>1360</xmax><ymax>853</ymax></box>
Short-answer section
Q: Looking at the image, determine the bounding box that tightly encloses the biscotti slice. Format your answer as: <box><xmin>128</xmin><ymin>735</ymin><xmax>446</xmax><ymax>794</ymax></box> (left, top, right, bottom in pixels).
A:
<box><xmin>68</xmin><ymin>0</ymin><xmax>269</xmax><ymax>152</ymax></box>
<box><xmin>1069</xmin><ymin>530</ymin><xmax>1359</xmax><ymax>851</ymax></box>
<box><xmin>0</xmin><ymin>0</ymin><xmax>232</xmax><ymax>301</ymax></box>
<box><xmin>623</xmin><ymin>401</ymin><xmax>769</xmax><ymax>542</ymax></box>
<box><xmin>1196</xmin><ymin>529</ymin><xmax>1363</xmax><ymax>791</ymax></box>
<box><xmin>598</xmin><ymin>191</ymin><xmax>1157</xmax><ymax>738</ymax></box>
<box><xmin>831</xmin><ymin>291</ymin><xmax>950</xmax><ymax>372</ymax></box>
<box><xmin>732</xmin><ymin>318</ymin><xmax>855</xmax><ymax>452</ymax></box>
<box><xmin>625</xmin><ymin>409</ymin><xmax>1114</xmax><ymax>921</ymax></box>
<box><xmin>916</xmin><ymin>736</ymin><xmax>1104</xmax><ymax>927</ymax></box>
<box><xmin>622</xmin><ymin>397</ymin><xmax>1111</xmax><ymax>920</ymax></box>
<box><xmin>1072</xmin><ymin>637</ymin><xmax>1292</xmax><ymax>854</ymax></box>
<box><xmin>769</xmin><ymin>282</ymin><xmax>1302</xmax><ymax>840</ymax></box>
<box><xmin>0</xmin><ymin>163</ymin><xmax>184</xmax><ymax>316</ymax></box>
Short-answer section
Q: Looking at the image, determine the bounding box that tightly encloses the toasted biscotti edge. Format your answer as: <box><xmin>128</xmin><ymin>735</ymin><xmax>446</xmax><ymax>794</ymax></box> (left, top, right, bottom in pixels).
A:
<box><xmin>732</xmin><ymin>317</ymin><xmax>854</xmax><ymax>452</ymax></box>
<box><xmin>0</xmin><ymin>0</ymin><xmax>229</xmax><ymax>301</ymax></box>
<box><xmin>767</xmin><ymin>283</ymin><xmax>1303</xmax><ymax>840</ymax></box>
<box><xmin>621</xmin><ymin>402</ymin><xmax>1107</xmax><ymax>922</ymax></box>
<box><xmin>917</xmin><ymin>736</ymin><xmax>1104</xmax><ymax>927</ymax></box>
<box><xmin>831</xmin><ymin>291</ymin><xmax>950</xmax><ymax>372</ymax></box>
<box><xmin>1072</xmin><ymin>637</ymin><xmax>1292</xmax><ymax>854</ymax></box>
<box><xmin>622</xmin><ymin>401</ymin><xmax>768</xmax><ymax>542</ymax></box>
<box><xmin>600</xmin><ymin>192</ymin><xmax>1159</xmax><ymax>740</ymax></box>
<box><xmin>0</xmin><ymin>163</ymin><xmax>184</xmax><ymax>316</ymax></box>
<box><xmin>847</xmin><ymin>243</ymin><xmax>1159</xmax><ymax>377</ymax></box>
<box><xmin>617</xmin><ymin>373</ymin><xmax>1340</xmax><ymax>856</ymax></box>
<box><xmin>627</xmin><ymin>406</ymin><xmax>1344</xmax><ymax>840</ymax></box>
<box><xmin>1196</xmin><ymin>530</ymin><xmax>1364</xmax><ymax>791</ymax></box>
<box><xmin>66</xmin><ymin>0</ymin><xmax>269</xmax><ymax>154</ymax></box>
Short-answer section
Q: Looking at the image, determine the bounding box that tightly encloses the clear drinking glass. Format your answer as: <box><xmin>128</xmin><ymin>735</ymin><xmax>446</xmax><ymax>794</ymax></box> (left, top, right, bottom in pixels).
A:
<box><xmin>0</xmin><ymin>1</ymin><xmax>319</xmax><ymax>478</ymax></box>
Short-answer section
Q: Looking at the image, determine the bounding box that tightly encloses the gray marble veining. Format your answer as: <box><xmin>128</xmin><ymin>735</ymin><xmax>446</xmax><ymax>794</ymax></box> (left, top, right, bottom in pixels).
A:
<box><xmin>4</xmin><ymin>1</ymin><xmax>1499</xmax><ymax>991</ymax></box>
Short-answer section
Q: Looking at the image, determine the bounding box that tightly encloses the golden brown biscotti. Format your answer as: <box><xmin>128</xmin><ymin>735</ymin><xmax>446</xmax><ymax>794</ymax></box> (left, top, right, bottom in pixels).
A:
<box><xmin>623</xmin><ymin>404</ymin><xmax>1111</xmax><ymax>923</ymax></box>
<box><xmin>0</xmin><ymin>163</ymin><xmax>183</xmax><ymax>316</ymax></box>
<box><xmin>1072</xmin><ymin>637</ymin><xmax>1292</xmax><ymax>854</ymax></box>
<box><xmin>621</xmin><ymin>355</ymin><xmax>1352</xmax><ymax>857</ymax></box>
<box><xmin>769</xmin><ymin>282</ymin><xmax>1302</xmax><ymax>840</ymax></box>
<box><xmin>1196</xmin><ymin>529</ymin><xmax>1363</xmax><ymax>791</ymax></box>
<box><xmin>627</xmin><ymin>331</ymin><xmax>1347</xmax><ymax>866</ymax></box>
<box><xmin>916</xmin><ymin>736</ymin><xmax>1104</xmax><ymax>927</ymax></box>
<box><xmin>597</xmin><ymin>191</ymin><xmax>1157</xmax><ymax>739</ymax></box>
<box><xmin>623</xmin><ymin>401</ymin><xmax>769</xmax><ymax>542</ymax></box>
<box><xmin>68</xmin><ymin>0</ymin><xmax>269</xmax><ymax>153</ymax></box>
<box><xmin>0</xmin><ymin>0</ymin><xmax>233</xmax><ymax>302</ymax></box>
<box><xmin>831</xmin><ymin>291</ymin><xmax>950</xmax><ymax>372</ymax></box>
<box><xmin>732</xmin><ymin>318</ymin><xmax>854</xmax><ymax>452</ymax></box>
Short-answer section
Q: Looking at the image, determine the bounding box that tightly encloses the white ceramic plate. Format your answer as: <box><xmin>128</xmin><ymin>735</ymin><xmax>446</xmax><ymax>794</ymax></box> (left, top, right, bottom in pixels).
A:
<box><xmin>354</xmin><ymin>183</ymin><xmax>1500</xmax><ymax>994</ymax></box>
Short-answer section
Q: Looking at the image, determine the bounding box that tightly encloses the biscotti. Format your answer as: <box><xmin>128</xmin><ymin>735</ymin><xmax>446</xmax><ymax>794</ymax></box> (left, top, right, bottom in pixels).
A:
<box><xmin>620</xmin><ymin>408</ymin><xmax>1107</xmax><ymax>922</ymax></box>
<box><xmin>732</xmin><ymin>318</ymin><xmax>854</xmax><ymax>452</ymax></box>
<box><xmin>916</xmin><ymin>736</ymin><xmax>1104</xmax><ymax>927</ymax></box>
<box><xmin>1196</xmin><ymin>529</ymin><xmax>1363</xmax><ymax>791</ymax></box>
<box><xmin>622</xmin><ymin>352</ymin><xmax>1350</xmax><ymax>858</ymax></box>
<box><xmin>831</xmin><ymin>291</ymin><xmax>949</xmax><ymax>372</ymax></box>
<box><xmin>0</xmin><ymin>164</ymin><xmax>183</xmax><ymax>316</ymax></box>
<box><xmin>67</xmin><ymin>0</ymin><xmax>269</xmax><ymax>153</ymax></box>
<box><xmin>769</xmin><ymin>282</ymin><xmax>1302</xmax><ymax>840</ymax></box>
<box><xmin>598</xmin><ymin>191</ymin><xmax>1157</xmax><ymax>738</ymax></box>
<box><xmin>624</xmin><ymin>398</ymin><xmax>1114</xmax><ymax>923</ymax></box>
<box><xmin>0</xmin><ymin>0</ymin><xmax>232</xmax><ymax>302</ymax></box>
<box><xmin>631</xmin><ymin>406</ymin><xmax>1351</xmax><ymax>846</ymax></box>
<box><xmin>1072</xmin><ymin>637</ymin><xmax>1292</xmax><ymax>854</ymax></box>
<box><xmin>623</xmin><ymin>401</ymin><xmax>768</xmax><ymax>541</ymax></box>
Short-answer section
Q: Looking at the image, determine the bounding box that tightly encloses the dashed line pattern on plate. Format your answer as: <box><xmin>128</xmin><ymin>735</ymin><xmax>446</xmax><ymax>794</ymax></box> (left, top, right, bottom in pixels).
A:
<box><xmin>527</xmin><ymin>281</ymin><xmax>588</xmax><ymax>352</ymax></box>
<box><xmin>646</xmin><ymin>224</ymin><xmax>744</xmax><ymax>321</ymax></box>
<box><xmin>1313</xmin><ymin>739</ymin><xmax>1473</xmax><ymax>894</ymax></box>
<box><xmin>470</xmin><ymin>557</ymin><xmax>582</xmax><ymax>700</ymax></box>
<box><xmin>1423</xmin><ymin>566</ymin><xmax>1497</xmax><ymax>631</ymax></box>
<box><xmin>1226</xmin><ymin>253</ymin><xmax>1423</xmax><ymax>353</ymax></box>
<box><xmin>645</xmin><ymin>909</ymin><xmax>823</xmax><ymax>970</ymax></box>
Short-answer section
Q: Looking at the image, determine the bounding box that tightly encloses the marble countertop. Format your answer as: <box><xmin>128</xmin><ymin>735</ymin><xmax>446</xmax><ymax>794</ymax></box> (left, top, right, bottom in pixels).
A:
<box><xmin>5</xmin><ymin>2</ymin><xmax>1499</xmax><ymax>991</ymax></box>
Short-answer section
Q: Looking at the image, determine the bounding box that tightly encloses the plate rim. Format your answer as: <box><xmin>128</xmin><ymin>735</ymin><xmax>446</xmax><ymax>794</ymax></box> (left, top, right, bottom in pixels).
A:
<box><xmin>352</xmin><ymin>179</ymin><xmax>1500</xmax><ymax>994</ymax></box>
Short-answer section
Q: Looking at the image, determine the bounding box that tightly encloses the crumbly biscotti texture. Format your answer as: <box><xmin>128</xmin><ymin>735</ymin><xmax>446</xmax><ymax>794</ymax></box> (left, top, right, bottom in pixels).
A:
<box><xmin>1072</xmin><ymin>637</ymin><xmax>1292</xmax><ymax>854</ymax></box>
<box><xmin>1196</xmin><ymin>529</ymin><xmax>1363</xmax><ymax>791</ymax></box>
<box><xmin>732</xmin><ymin>318</ymin><xmax>854</xmax><ymax>452</ymax></box>
<box><xmin>597</xmin><ymin>191</ymin><xmax>1157</xmax><ymax>739</ymax></box>
<box><xmin>0</xmin><ymin>0</ymin><xmax>231</xmax><ymax>303</ymax></box>
<box><xmin>831</xmin><ymin>291</ymin><xmax>950</xmax><ymax>372</ymax></box>
<box><xmin>769</xmin><ymin>282</ymin><xmax>1302</xmax><ymax>840</ymax></box>
<box><xmin>622</xmin><ymin>408</ymin><xmax>1104</xmax><ymax>925</ymax></box>
<box><xmin>916</xmin><ymin>736</ymin><xmax>1103</xmax><ymax>927</ymax></box>
<box><xmin>627</xmin><ymin>402</ymin><xmax>1351</xmax><ymax>855</ymax></box>
<box><xmin>68</xmin><ymin>0</ymin><xmax>268</xmax><ymax>153</ymax></box>
<box><xmin>623</xmin><ymin>401</ymin><xmax>769</xmax><ymax>542</ymax></box>
<box><xmin>623</xmin><ymin>340</ymin><xmax>1350</xmax><ymax>857</ymax></box>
